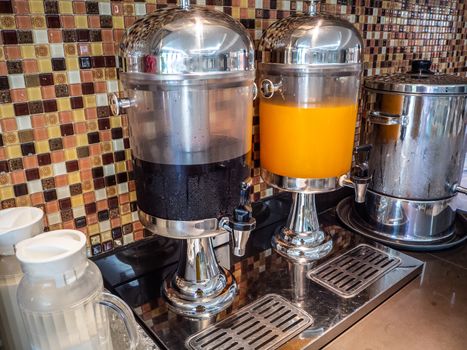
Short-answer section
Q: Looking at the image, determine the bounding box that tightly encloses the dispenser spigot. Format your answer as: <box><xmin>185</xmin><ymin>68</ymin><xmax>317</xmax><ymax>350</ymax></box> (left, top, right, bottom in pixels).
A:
<box><xmin>339</xmin><ymin>145</ymin><xmax>372</xmax><ymax>204</ymax></box>
<box><xmin>219</xmin><ymin>179</ymin><xmax>256</xmax><ymax>257</ymax></box>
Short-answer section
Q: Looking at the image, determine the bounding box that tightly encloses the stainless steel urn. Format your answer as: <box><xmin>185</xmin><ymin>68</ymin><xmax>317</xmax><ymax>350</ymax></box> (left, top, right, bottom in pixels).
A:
<box><xmin>357</xmin><ymin>60</ymin><xmax>467</xmax><ymax>243</ymax></box>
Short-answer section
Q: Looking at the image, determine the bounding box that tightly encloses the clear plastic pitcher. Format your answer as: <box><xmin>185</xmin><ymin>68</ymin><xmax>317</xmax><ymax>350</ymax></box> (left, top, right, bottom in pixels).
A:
<box><xmin>16</xmin><ymin>230</ymin><xmax>139</xmax><ymax>350</ymax></box>
<box><xmin>0</xmin><ymin>206</ymin><xmax>44</xmax><ymax>350</ymax></box>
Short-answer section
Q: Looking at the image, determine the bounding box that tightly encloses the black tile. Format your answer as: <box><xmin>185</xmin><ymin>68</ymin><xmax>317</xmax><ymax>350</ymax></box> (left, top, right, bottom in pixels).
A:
<box><xmin>46</xmin><ymin>15</ymin><xmax>61</xmax><ymax>28</ymax></box>
<box><xmin>111</xmin><ymin>227</ymin><xmax>122</xmax><ymax>239</ymax></box>
<box><xmin>92</xmin><ymin>56</ymin><xmax>106</xmax><ymax>68</ymax></box>
<box><xmin>108</xmin><ymin>196</ymin><xmax>118</xmax><ymax>209</ymax></box>
<box><xmin>93</xmin><ymin>177</ymin><xmax>105</xmax><ymax>190</ymax></box>
<box><xmin>89</xmin><ymin>30</ymin><xmax>102</xmax><ymax>42</ymax></box>
<box><xmin>0</xmin><ymin>76</ymin><xmax>9</xmax><ymax>89</ymax></box>
<box><xmin>44</xmin><ymin>0</ymin><xmax>59</xmax><ymax>14</ymax></box>
<box><xmin>21</xmin><ymin>142</ymin><xmax>36</xmax><ymax>156</ymax></box>
<box><xmin>43</xmin><ymin>99</ymin><xmax>58</xmax><ymax>112</ymax></box>
<box><xmin>0</xmin><ymin>91</ymin><xmax>9</xmax><ymax>103</ymax></box>
<box><xmin>25</xmin><ymin>168</ymin><xmax>40</xmax><ymax>181</ymax></box>
<box><xmin>59</xmin><ymin>198</ymin><xmax>72</xmax><ymax>210</ymax></box>
<box><xmin>87</xmin><ymin>131</ymin><xmax>100</xmax><ymax>144</ymax></box>
<box><xmin>0</xmin><ymin>1</ymin><xmax>13</xmax><ymax>13</ymax></box>
<box><xmin>70</xmin><ymin>96</ymin><xmax>84</xmax><ymax>109</ymax></box>
<box><xmin>7</xmin><ymin>60</ymin><xmax>23</xmax><ymax>74</ymax></box>
<box><xmin>37</xmin><ymin>153</ymin><xmax>52</xmax><ymax>166</ymax></box>
<box><xmin>0</xmin><ymin>160</ymin><xmax>9</xmax><ymax>172</ymax></box>
<box><xmin>86</xmin><ymin>1</ymin><xmax>99</xmax><ymax>14</ymax></box>
<box><xmin>13</xmin><ymin>183</ymin><xmax>28</xmax><ymax>196</ymax></box>
<box><xmin>65</xmin><ymin>160</ymin><xmax>79</xmax><ymax>172</ymax></box>
<box><xmin>92</xmin><ymin>167</ymin><xmax>104</xmax><ymax>178</ymax></box>
<box><xmin>28</xmin><ymin>101</ymin><xmax>44</xmax><ymax>114</ymax></box>
<box><xmin>105</xmin><ymin>175</ymin><xmax>116</xmax><ymax>187</ymax></box>
<box><xmin>100</xmin><ymin>15</ymin><xmax>113</xmax><ymax>28</ymax></box>
<box><xmin>102</xmin><ymin>241</ymin><xmax>113</xmax><ymax>252</ymax></box>
<box><xmin>51</xmin><ymin>58</ymin><xmax>66</xmax><ymax>71</ymax></box>
<box><xmin>81</xmin><ymin>82</ymin><xmax>94</xmax><ymax>95</ymax></box>
<box><xmin>102</xmin><ymin>153</ymin><xmax>114</xmax><ymax>165</ymax></box>
<box><xmin>63</xmin><ymin>30</ymin><xmax>77</xmax><ymax>42</ymax></box>
<box><xmin>60</xmin><ymin>123</ymin><xmax>74</xmax><ymax>136</ymax></box>
<box><xmin>116</xmin><ymin>172</ymin><xmax>127</xmax><ymax>183</ymax></box>
<box><xmin>39</xmin><ymin>73</ymin><xmax>54</xmax><ymax>86</ymax></box>
<box><xmin>98</xmin><ymin>210</ymin><xmax>109</xmax><ymax>221</ymax></box>
<box><xmin>122</xmin><ymin>223</ymin><xmax>133</xmax><ymax>234</ymax></box>
<box><xmin>104</xmin><ymin>55</ymin><xmax>116</xmax><ymax>67</ymax></box>
<box><xmin>123</xmin><ymin>138</ymin><xmax>130</xmax><ymax>149</ymax></box>
<box><xmin>48</xmin><ymin>137</ymin><xmax>63</xmax><ymax>151</ymax></box>
<box><xmin>111</xmin><ymin>127</ymin><xmax>123</xmax><ymax>139</ymax></box>
<box><xmin>114</xmin><ymin>150</ymin><xmax>125</xmax><ymax>161</ymax></box>
<box><xmin>91</xmin><ymin>244</ymin><xmax>102</xmax><ymax>256</ymax></box>
<box><xmin>85</xmin><ymin>202</ymin><xmax>97</xmax><ymax>214</ymax></box>
<box><xmin>17</xmin><ymin>30</ymin><xmax>33</xmax><ymax>44</ymax></box>
<box><xmin>44</xmin><ymin>189</ymin><xmax>57</xmax><ymax>202</ymax></box>
<box><xmin>98</xmin><ymin>118</ymin><xmax>110</xmax><ymax>130</ymax></box>
<box><xmin>2</xmin><ymin>30</ymin><xmax>17</xmax><ymax>44</ymax></box>
<box><xmin>75</xmin><ymin>216</ymin><xmax>87</xmax><ymax>228</ymax></box>
<box><xmin>77</xmin><ymin>29</ymin><xmax>90</xmax><ymax>42</ymax></box>
<box><xmin>14</xmin><ymin>103</ymin><xmax>29</xmax><ymax>116</ymax></box>
<box><xmin>79</xmin><ymin>56</ymin><xmax>92</xmax><ymax>69</ymax></box>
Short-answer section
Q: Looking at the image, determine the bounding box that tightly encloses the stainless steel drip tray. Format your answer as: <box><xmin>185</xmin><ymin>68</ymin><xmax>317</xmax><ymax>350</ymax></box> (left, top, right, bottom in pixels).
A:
<box><xmin>132</xmin><ymin>219</ymin><xmax>424</xmax><ymax>350</ymax></box>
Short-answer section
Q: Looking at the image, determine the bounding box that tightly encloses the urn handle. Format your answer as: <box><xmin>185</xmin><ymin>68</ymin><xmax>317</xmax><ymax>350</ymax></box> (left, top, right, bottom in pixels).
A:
<box><xmin>368</xmin><ymin>111</ymin><xmax>408</xmax><ymax>126</ymax></box>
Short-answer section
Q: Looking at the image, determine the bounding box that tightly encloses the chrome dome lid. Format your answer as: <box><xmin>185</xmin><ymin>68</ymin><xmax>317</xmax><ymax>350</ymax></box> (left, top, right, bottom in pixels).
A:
<box><xmin>258</xmin><ymin>2</ymin><xmax>363</xmax><ymax>66</ymax></box>
<box><xmin>120</xmin><ymin>1</ymin><xmax>254</xmax><ymax>77</ymax></box>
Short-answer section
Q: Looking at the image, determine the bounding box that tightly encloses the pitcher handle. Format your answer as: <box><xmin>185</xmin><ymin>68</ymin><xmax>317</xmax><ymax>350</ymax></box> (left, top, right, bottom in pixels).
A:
<box><xmin>98</xmin><ymin>292</ymin><xmax>139</xmax><ymax>349</ymax></box>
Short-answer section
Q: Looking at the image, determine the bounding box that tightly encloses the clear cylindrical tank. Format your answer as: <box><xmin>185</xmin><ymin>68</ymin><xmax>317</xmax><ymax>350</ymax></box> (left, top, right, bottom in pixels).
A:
<box><xmin>259</xmin><ymin>65</ymin><xmax>360</xmax><ymax>179</ymax></box>
<box><xmin>258</xmin><ymin>10</ymin><xmax>363</xmax><ymax>182</ymax></box>
<box><xmin>118</xmin><ymin>6</ymin><xmax>255</xmax><ymax>222</ymax></box>
<box><xmin>123</xmin><ymin>73</ymin><xmax>254</xmax><ymax>221</ymax></box>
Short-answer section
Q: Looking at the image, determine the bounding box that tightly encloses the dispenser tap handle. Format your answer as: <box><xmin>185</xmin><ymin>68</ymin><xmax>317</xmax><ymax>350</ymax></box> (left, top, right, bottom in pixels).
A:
<box><xmin>340</xmin><ymin>144</ymin><xmax>373</xmax><ymax>203</ymax></box>
<box><xmin>220</xmin><ymin>180</ymin><xmax>256</xmax><ymax>257</ymax></box>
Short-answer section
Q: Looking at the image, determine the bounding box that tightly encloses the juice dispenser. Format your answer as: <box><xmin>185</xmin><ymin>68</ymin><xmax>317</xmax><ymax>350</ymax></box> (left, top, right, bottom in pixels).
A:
<box><xmin>109</xmin><ymin>0</ymin><xmax>256</xmax><ymax>318</ymax></box>
<box><xmin>258</xmin><ymin>1</ymin><xmax>370</xmax><ymax>263</ymax></box>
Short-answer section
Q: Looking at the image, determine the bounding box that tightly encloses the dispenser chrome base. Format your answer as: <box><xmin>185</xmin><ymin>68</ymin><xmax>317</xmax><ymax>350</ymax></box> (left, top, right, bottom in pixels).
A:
<box><xmin>272</xmin><ymin>192</ymin><xmax>333</xmax><ymax>263</ymax></box>
<box><xmin>162</xmin><ymin>266</ymin><xmax>237</xmax><ymax>319</ymax></box>
<box><xmin>272</xmin><ymin>227</ymin><xmax>333</xmax><ymax>263</ymax></box>
<box><xmin>161</xmin><ymin>237</ymin><xmax>237</xmax><ymax>319</ymax></box>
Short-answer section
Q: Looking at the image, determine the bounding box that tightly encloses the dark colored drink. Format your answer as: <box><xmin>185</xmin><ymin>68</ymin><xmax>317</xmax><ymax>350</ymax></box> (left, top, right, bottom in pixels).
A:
<box><xmin>133</xmin><ymin>154</ymin><xmax>250</xmax><ymax>221</ymax></box>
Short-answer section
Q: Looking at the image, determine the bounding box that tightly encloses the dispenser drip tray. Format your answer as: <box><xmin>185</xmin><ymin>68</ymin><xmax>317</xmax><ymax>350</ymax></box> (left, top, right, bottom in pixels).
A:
<box><xmin>308</xmin><ymin>244</ymin><xmax>401</xmax><ymax>298</ymax></box>
<box><xmin>186</xmin><ymin>294</ymin><xmax>313</xmax><ymax>350</ymax></box>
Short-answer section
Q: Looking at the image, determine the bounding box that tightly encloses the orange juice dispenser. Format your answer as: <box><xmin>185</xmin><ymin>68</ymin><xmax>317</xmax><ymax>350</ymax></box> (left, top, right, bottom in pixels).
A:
<box><xmin>258</xmin><ymin>1</ymin><xmax>370</xmax><ymax>263</ymax></box>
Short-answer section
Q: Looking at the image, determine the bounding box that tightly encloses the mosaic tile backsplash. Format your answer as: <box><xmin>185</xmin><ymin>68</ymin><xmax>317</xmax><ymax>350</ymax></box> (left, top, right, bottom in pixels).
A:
<box><xmin>0</xmin><ymin>0</ymin><xmax>466</xmax><ymax>255</ymax></box>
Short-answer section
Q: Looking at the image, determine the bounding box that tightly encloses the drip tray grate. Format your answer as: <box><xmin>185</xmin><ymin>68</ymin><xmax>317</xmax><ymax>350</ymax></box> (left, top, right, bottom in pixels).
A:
<box><xmin>308</xmin><ymin>244</ymin><xmax>401</xmax><ymax>298</ymax></box>
<box><xmin>186</xmin><ymin>294</ymin><xmax>313</xmax><ymax>350</ymax></box>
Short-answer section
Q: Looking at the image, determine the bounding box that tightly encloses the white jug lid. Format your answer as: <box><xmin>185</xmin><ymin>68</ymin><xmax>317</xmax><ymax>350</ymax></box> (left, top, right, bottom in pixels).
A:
<box><xmin>0</xmin><ymin>207</ymin><xmax>44</xmax><ymax>256</ymax></box>
<box><xmin>16</xmin><ymin>230</ymin><xmax>87</xmax><ymax>281</ymax></box>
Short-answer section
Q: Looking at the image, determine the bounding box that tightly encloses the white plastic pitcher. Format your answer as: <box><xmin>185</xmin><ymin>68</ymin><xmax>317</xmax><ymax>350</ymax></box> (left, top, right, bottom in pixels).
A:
<box><xmin>16</xmin><ymin>230</ymin><xmax>139</xmax><ymax>350</ymax></box>
<box><xmin>0</xmin><ymin>206</ymin><xmax>44</xmax><ymax>350</ymax></box>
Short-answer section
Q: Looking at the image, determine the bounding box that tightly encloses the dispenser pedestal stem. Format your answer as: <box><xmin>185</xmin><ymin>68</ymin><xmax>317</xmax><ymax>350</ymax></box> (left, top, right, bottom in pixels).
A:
<box><xmin>272</xmin><ymin>192</ymin><xmax>333</xmax><ymax>263</ymax></box>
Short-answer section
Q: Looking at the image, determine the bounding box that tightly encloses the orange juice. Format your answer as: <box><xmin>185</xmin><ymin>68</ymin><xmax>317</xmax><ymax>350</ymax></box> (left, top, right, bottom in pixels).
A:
<box><xmin>260</xmin><ymin>101</ymin><xmax>358</xmax><ymax>179</ymax></box>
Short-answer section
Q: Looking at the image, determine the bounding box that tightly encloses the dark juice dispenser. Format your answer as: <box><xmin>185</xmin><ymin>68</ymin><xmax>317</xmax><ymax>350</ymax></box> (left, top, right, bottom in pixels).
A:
<box><xmin>109</xmin><ymin>0</ymin><xmax>256</xmax><ymax>318</ymax></box>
